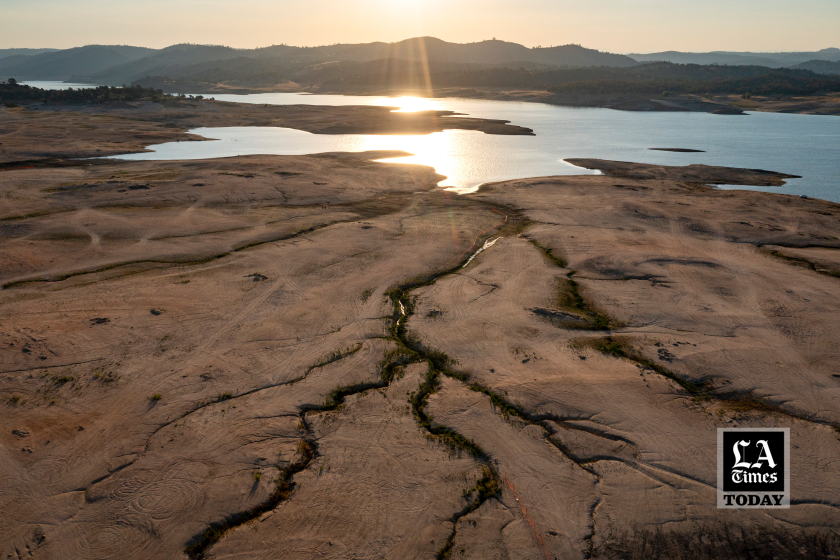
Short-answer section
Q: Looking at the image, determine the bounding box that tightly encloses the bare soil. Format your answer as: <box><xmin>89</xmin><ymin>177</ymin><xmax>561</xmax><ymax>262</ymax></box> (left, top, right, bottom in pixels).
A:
<box><xmin>1</xmin><ymin>105</ymin><xmax>839</xmax><ymax>559</ymax></box>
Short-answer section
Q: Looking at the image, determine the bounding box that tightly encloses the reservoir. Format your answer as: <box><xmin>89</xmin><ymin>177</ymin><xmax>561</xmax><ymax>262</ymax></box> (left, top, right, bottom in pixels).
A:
<box><xmin>29</xmin><ymin>85</ymin><xmax>834</xmax><ymax>200</ymax></box>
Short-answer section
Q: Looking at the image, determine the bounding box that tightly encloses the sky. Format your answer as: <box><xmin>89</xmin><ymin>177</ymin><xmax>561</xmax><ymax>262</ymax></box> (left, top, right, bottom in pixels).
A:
<box><xmin>2</xmin><ymin>0</ymin><xmax>839</xmax><ymax>53</ymax></box>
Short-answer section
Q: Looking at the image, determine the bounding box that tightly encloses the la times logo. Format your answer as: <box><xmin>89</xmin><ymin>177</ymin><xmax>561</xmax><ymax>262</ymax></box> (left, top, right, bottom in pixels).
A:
<box><xmin>717</xmin><ymin>428</ymin><xmax>790</xmax><ymax>509</ymax></box>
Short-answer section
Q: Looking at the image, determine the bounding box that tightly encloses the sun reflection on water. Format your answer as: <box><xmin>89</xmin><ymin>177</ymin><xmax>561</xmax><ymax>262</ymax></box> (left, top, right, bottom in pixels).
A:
<box><xmin>330</xmin><ymin>129</ymin><xmax>496</xmax><ymax>193</ymax></box>
<box><xmin>114</xmin><ymin>123</ymin><xmax>597</xmax><ymax>195</ymax></box>
<box><xmin>372</xmin><ymin>96</ymin><xmax>445</xmax><ymax>113</ymax></box>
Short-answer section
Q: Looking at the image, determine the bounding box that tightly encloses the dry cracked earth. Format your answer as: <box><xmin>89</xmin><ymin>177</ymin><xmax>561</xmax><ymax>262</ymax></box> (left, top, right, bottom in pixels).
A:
<box><xmin>2</xmin><ymin>103</ymin><xmax>840</xmax><ymax>560</ymax></box>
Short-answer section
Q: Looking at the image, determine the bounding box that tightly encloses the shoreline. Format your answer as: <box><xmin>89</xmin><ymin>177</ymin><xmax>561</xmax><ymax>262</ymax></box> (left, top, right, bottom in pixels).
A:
<box><xmin>313</xmin><ymin>87</ymin><xmax>840</xmax><ymax>116</ymax></box>
<box><xmin>0</xmin><ymin>99</ymin><xmax>532</xmax><ymax>164</ymax></box>
<box><xmin>133</xmin><ymin>82</ymin><xmax>840</xmax><ymax>116</ymax></box>
<box><xmin>21</xmin><ymin>80</ymin><xmax>840</xmax><ymax>116</ymax></box>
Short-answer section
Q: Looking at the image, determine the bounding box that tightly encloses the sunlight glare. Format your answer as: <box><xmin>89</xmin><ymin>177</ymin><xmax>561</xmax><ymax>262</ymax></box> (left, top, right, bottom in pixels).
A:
<box><xmin>330</xmin><ymin>129</ymin><xmax>484</xmax><ymax>192</ymax></box>
<box><xmin>355</xmin><ymin>130</ymin><xmax>488</xmax><ymax>193</ymax></box>
<box><xmin>377</xmin><ymin>96</ymin><xmax>444</xmax><ymax>113</ymax></box>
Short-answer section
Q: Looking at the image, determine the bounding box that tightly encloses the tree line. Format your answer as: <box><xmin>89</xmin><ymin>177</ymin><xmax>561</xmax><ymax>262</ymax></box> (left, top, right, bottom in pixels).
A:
<box><xmin>312</xmin><ymin>61</ymin><xmax>840</xmax><ymax>96</ymax></box>
<box><xmin>0</xmin><ymin>80</ymin><xmax>184</xmax><ymax>105</ymax></box>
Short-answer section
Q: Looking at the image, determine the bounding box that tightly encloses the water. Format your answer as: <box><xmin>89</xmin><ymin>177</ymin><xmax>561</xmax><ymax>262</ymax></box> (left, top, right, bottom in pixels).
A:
<box><xmin>115</xmin><ymin>125</ymin><xmax>605</xmax><ymax>193</ymax></box>
<box><xmin>66</xmin><ymin>88</ymin><xmax>838</xmax><ymax>201</ymax></box>
<box><xmin>21</xmin><ymin>81</ymin><xmax>100</xmax><ymax>90</ymax></box>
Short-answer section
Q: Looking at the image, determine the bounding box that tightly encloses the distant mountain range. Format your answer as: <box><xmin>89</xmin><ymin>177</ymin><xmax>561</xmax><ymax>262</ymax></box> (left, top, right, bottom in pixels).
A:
<box><xmin>629</xmin><ymin>49</ymin><xmax>840</xmax><ymax>68</ymax></box>
<box><xmin>0</xmin><ymin>48</ymin><xmax>59</xmax><ymax>60</ymax></box>
<box><xmin>0</xmin><ymin>38</ymin><xmax>636</xmax><ymax>85</ymax></box>
<box><xmin>1</xmin><ymin>39</ymin><xmax>838</xmax><ymax>92</ymax></box>
<box><xmin>0</xmin><ymin>45</ymin><xmax>155</xmax><ymax>81</ymax></box>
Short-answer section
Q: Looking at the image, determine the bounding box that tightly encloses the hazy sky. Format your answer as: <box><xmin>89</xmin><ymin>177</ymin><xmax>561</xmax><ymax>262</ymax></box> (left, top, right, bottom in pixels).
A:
<box><xmin>2</xmin><ymin>0</ymin><xmax>839</xmax><ymax>53</ymax></box>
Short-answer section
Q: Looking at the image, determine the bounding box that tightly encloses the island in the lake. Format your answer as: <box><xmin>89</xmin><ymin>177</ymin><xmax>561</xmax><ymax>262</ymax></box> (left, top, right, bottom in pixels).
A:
<box><xmin>1</xmin><ymin>91</ymin><xmax>839</xmax><ymax>560</ymax></box>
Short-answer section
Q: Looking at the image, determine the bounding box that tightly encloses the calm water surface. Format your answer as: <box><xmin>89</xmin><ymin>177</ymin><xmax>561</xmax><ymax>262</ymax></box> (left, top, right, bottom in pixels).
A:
<box><xmin>118</xmin><ymin>93</ymin><xmax>840</xmax><ymax>200</ymax></box>
<box><xmin>21</xmin><ymin>81</ymin><xmax>100</xmax><ymax>90</ymax></box>
<box><xmin>22</xmin><ymin>84</ymin><xmax>833</xmax><ymax>200</ymax></box>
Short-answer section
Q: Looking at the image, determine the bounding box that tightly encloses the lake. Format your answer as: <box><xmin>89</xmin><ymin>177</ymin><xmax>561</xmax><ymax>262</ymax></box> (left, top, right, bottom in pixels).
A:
<box><xmin>24</xmin><ymin>84</ymin><xmax>840</xmax><ymax>201</ymax></box>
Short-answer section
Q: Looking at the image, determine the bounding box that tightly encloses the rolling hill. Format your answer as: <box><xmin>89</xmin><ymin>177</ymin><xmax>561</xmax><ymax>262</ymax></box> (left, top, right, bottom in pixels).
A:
<box><xmin>3</xmin><ymin>39</ymin><xmax>839</xmax><ymax>95</ymax></box>
<box><xmin>0</xmin><ymin>48</ymin><xmax>59</xmax><ymax>60</ymax></box>
<box><xmin>76</xmin><ymin>44</ymin><xmax>247</xmax><ymax>85</ymax></box>
<box><xmin>1</xmin><ymin>37</ymin><xmax>638</xmax><ymax>85</ymax></box>
<box><xmin>790</xmin><ymin>60</ymin><xmax>840</xmax><ymax>75</ymax></box>
<box><xmin>0</xmin><ymin>45</ymin><xmax>155</xmax><ymax>81</ymax></box>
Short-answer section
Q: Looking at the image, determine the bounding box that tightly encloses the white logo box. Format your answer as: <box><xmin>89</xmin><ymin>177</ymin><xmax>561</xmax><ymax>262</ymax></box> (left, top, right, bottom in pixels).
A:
<box><xmin>717</xmin><ymin>427</ymin><xmax>790</xmax><ymax>509</ymax></box>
